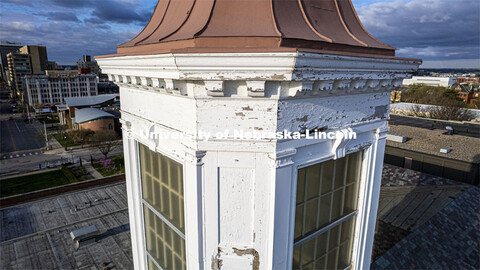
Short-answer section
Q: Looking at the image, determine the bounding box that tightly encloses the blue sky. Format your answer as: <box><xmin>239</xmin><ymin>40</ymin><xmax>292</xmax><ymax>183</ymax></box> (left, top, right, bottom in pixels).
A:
<box><xmin>1</xmin><ymin>0</ymin><xmax>479</xmax><ymax>68</ymax></box>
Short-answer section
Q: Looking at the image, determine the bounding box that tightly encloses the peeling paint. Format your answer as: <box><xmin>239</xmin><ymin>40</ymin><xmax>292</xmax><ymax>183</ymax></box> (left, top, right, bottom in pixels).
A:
<box><xmin>232</xmin><ymin>248</ymin><xmax>260</xmax><ymax>270</ymax></box>
<box><xmin>296</xmin><ymin>115</ymin><xmax>308</xmax><ymax>122</ymax></box>
<box><xmin>242</xmin><ymin>106</ymin><xmax>254</xmax><ymax>111</ymax></box>
<box><xmin>236</xmin><ymin>112</ymin><xmax>246</xmax><ymax>117</ymax></box>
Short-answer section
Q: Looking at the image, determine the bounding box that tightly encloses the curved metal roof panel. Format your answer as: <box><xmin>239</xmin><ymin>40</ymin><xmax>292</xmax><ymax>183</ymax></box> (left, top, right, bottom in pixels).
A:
<box><xmin>108</xmin><ymin>0</ymin><xmax>398</xmax><ymax>58</ymax></box>
<box><xmin>74</xmin><ymin>108</ymin><xmax>114</xmax><ymax>124</ymax></box>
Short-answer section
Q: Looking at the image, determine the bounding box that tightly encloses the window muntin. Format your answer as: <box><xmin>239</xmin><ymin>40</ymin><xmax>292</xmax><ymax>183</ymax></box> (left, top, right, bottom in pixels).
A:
<box><xmin>139</xmin><ymin>143</ymin><xmax>186</xmax><ymax>270</ymax></box>
<box><xmin>293</xmin><ymin>151</ymin><xmax>363</xmax><ymax>270</ymax></box>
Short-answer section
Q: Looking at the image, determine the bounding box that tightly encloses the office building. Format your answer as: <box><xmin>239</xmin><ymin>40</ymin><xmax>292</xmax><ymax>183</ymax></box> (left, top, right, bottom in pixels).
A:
<box><xmin>0</xmin><ymin>41</ymin><xmax>22</xmax><ymax>82</ymax></box>
<box><xmin>24</xmin><ymin>70</ymin><xmax>98</xmax><ymax>105</ymax></box>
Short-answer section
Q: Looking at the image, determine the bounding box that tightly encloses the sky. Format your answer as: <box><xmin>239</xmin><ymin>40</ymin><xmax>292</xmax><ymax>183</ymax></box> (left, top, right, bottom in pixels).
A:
<box><xmin>0</xmin><ymin>0</ymin><xmax>479</xmax><ymax>69</ymax></box>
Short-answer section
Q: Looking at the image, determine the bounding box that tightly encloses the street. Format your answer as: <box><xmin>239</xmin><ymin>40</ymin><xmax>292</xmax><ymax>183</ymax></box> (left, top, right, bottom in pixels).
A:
<box><xmin>0</xmin><ymin>145</ymin><xmax>124</xmax><ymax>176</ymax></box>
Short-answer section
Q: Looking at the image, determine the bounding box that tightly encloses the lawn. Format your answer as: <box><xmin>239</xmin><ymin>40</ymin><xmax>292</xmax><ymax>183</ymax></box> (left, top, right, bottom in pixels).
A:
<box><xmin>53</xmin><ymin>133</ymin><xmax>79</xmax><ymax>148</ymax></box>
<box><xmin>93</xmin><ymin>155</ymin><xmax>125</xmax><ymax>177</ymax></box>
<box><xmin>0</xmin><ymin>169</ymin><xmax>76</xmax><ymax>198</ymax></box>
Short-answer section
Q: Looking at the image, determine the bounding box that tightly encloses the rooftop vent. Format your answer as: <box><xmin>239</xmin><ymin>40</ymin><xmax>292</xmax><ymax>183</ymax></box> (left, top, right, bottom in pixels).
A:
<box><xmin>386</xmin><ymin>133</ymin><xmax>407</xmax><ymax>143</ymax></box>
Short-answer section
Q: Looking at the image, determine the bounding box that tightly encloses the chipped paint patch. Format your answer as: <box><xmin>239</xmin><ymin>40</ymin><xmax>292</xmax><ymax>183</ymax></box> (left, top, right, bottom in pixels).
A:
<box><xmin>232</xmin><ymin>248</ymin><xmax>260</xmax><ymax>270</ymax></box>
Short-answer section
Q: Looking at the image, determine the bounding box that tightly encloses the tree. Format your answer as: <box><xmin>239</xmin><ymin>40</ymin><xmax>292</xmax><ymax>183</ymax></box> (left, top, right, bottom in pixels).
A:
<box><xmin>69</xmin><ymin>129</ymin><xmax>94</xmax><ymax>146</ymax></box>
<box><xmin>427</xmin><ymin>100</ymin><xmax>475</xmax><ymax>121</ymax></box>
<box><xmin>92</xmin><ymin>130</ymin><xmax>121</xmax><ymax>158</ymax></box>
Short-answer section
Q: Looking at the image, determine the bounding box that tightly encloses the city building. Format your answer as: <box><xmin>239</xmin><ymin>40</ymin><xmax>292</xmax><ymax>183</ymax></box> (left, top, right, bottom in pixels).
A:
<box><xmin>96</xmin><ymin>1</ymin><xmax>420</xmax><ymax>270</ymax></box>
<box><xmin>24</xmin><ymin>70</ymin><xmax>98</xmax><ymax>105</ymax></box>
<box><xmin>59</xmin><ymin>94</ymin><xmax>117</xmax><ymax>128</ymax></box>
<box><xmin>0</xmin><ymin>41</ymin><xmax>22</xmax><ymax>82</ymax></box>
<box><xmin>19</xmin><ymin>45</ymin><xmax>48</xmax><ymax>74</ymax></box>
<box><xmin>6</xmin><ymin>45</ymin><xmax>49</xmax><ymax>98</ymax></box>
<box><xmin>402</xmin><ymin>76</ymin><xmax>456</xmax><ymax>88</ymax></box>
<box><xmin>73</xmin><ymin>107</ymin><xmax>115</xmax><ymax>131</ymax></box>
<box><xmin>454</xmin><ymin>83</ymin><xmax>480</xmax><ymax>105</ymax></box>
<box><xmin>456</xmin><ymin>76</ymin><xmax>480</xmax><ymax>84</ymax></box>
<box><xmin>78</xmin><ymin>55</ymin><xmax>101</xmax><ymax>75</ymax></box>
<box><xmin>6</xmin><ymin>51</ymin><xmax>31</xmax><ymax>97</ymax></box>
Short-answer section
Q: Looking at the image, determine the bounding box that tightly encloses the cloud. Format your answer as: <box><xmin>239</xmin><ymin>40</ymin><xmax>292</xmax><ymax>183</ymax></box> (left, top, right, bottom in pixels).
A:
<box><xmin>46</xmin><ymin>11</ymin><xmax>80</xmax><ymax>22</ymax></box>
<box><xmin>90</xmin><ymin>1</ymin><xmax>150</xmax><ymax>24</ymax></box>
<box><xmin>357</xmin><ymin>0</ymin><xmax>480</xmax><ymax>61</ymax></box>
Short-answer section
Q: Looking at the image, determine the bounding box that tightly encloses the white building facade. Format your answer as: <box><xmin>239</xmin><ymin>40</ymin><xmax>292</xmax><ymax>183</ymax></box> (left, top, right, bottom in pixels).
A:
<box><xmin>402</xmin><ymin>76</ymin><xmax>456</xmax><ymax>88</ymax></box>
<box><xmin>96</xmin><ymin>0</ymin><xmax>420</xmax><ymax>269</ymax></box>
<box><xmin>24</xmin><ymin>71</ymin><xmax>98</xmax><ymax>105</ymax></box>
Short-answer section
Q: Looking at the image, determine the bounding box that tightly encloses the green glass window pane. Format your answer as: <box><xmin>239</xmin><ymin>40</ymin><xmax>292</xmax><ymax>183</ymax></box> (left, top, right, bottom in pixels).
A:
<box><xmin>294</xmin><ymin>151</ymin><xmax>363</xmax><ymax>270</ymax></box>
<box><xmin>334</xmin><ymin>157</ymin><xmax>346</xmax><ymax>189</ymax></box>
<box><xmin>293</xmin><ymin>247</ymin><xmax>301</xmax><ymax>270</ymax></box>
<box><xmin>326</xmin><ymin>248</ymin><xmax>338</xmax><ymax>270</ymax></box>
<box><xmin>147</xmin><ymin>257</ymin><xmax>160</xmax><ymax>270</ymax></box>
<box><xmin>340</xmin><ymin>217</ymin><xmax>356</xmax><ymax>244</ymax></box>
<box><xmin>344</xmin><ymin>183</ymin><xmax>358</xmax><ymax>215</ymax></box>
<box><xmin>301</xmin><ymin>239</ymin><xmax>316</xmax><ymax>267</ymax></box>
<box><xmin>318</xmin><ymin>194</ymin><xmax>332</xmax><ymax>228</ymax></box>
<box><xmin>143</xmin><ymin>206</ymin><xmax>185</xmax><ymax>270</ymax></box>
<box><xmin>174</xmin><ymin>256</ymin><xmax>183</xmax><ymax>270</ymax></box>
<box><xmin>306</xmin><ymin>165</ymin><xmax>321</xmax><ymax>200</ymax></box>
<box><xmin>320</xmin><ymin>160</ymin><xmax>334</xmax><ymax>195</ymax></box>
<box><xmin>164</xmin><ymin>224</ymin><xmax>172</xmax><ymax>247</ymax></box>
<box><xmin>328</xmin><ymin>226</ymin><xmax>341</xmax><ymax>251</ymax></box>
<box><xmin>315</xmin><ymin>232</ymin><xmax>328</xmax><ymax>259</ymax></box>
<box><xmin>161</xmin><ymin>186</ymin><xmax>170</xmax><ymax>218</ymax></box>
<box><xmin>139</xmin><ymin>144</ymin><xmax>184</xmax><ymax>231</ymax></box>
<box><xmin>314</xmin><ymin>255</ymin><xmax>326</xmax><ymax>270</ymax></box>
<box><xmin>346</xmin><ymin>151</ymin><xmax>362</xmax><ymax>184</ymax></box>
<box><xmin>304</xmin><ymin>198</ymin><xmax>319</xmax><ymax>235</ymax></box>
<box><xmin>295</xmin><ymin>205</ymin><xmax>304</xmax><ymax>240</ymax></box>
<box><xmin>157</xmin><ymin>240</ymin><xmax>164</xmax><ymax>265</ymax></box>
<box><xmin>297</xmin><ymin>169</ymin><xmax>306</xmax><ymax>205</ymax></box>
<box><xmin>331</xmin><ymin>189</ymin><xmax>344</xmax><ymax>221</ymax></box>
<box><xmin>153</xmin><ymin>180</ymin><xmax>160</xmax><ymax>206</ymax></box>
<box><xmin>171</xmin><ymin>194</ymin><xmax>181</xmax><ymax>230</ymax></box>
<box><xmin>165</xmin><ymin>248</ymin><xmax>173</xmax><ymax>269</ymax></box>
<box><xmin>303</xmin><ymin>263</ymin><xmax>313</xmax><ymax>270</ymax></box>
<box><xmin>161</xmin><ymin>157</ymin><xmax>169</xmax><ymax>184</ymax></box>
<box><xmin>338</xmin><ymin>242</ymin><xmax>351</xmax><ymax>269</ymax></box>
<box><xmin>152</xmin><ymin>152</ymin><xmax>159</xmax><ymax>178</ymax></box>
<box><xmin>170</xmin><ymin>162</ymin><xmax>180</xmax><ymax>193</ymax></box>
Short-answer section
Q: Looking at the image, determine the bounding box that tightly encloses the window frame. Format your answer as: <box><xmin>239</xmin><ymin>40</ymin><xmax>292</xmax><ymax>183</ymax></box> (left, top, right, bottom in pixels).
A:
<box><xmin>291</xmin><ymin>150</ymin><xmax>365</xmax><ymax>270</ymax></box>
<box><xmin>137</xmin><ymin>142</ymin><xmax>187</xmax><ymax>270</ymax></box>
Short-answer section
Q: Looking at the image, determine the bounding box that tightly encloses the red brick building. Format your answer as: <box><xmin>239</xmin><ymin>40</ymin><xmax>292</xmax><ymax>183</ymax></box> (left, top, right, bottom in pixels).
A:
<box><xmin>455</xmin><ymin>83</ymin><xmax>480</xmax><ymax>105</ymax></box>
<box><xmin>73</xmin><ymin>107</ymin><xmax>115</xmax><ymax>132</ymax></box>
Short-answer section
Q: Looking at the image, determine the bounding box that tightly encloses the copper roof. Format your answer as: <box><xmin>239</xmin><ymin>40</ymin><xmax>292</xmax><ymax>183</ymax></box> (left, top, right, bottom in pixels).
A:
<box><xmin>107</xmin><ymin>0</ymin><xmax>398</xmax><ymax>58</ymax></box>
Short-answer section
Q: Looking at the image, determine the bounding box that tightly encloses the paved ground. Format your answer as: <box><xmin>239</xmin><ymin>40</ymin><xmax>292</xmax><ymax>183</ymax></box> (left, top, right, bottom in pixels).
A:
<box><xmin>0</xmin><ymin>182</ymin><xmax>132</xmax><ymax>269</ymax></box>
<box><xmin>0</xmin><ymin>118</ymin><xmax>44</xmax><ymax>154</ymax></box>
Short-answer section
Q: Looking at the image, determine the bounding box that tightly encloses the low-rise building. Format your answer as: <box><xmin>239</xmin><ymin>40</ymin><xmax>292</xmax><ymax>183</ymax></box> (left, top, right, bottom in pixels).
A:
<box><xmin>73</xmin><ymin>107</ymin><xmax>115</xmax><ymax>131</ymax></box>
<box><xmin>402</xmin><ymin>76</ymin><xmax>456</xmax><ymax>88</ymax></box>
<box><xmin>456</xmin><ymin>76</ymin><xmax>480</xmax><ymax>84</ymax></box>
<box><xmin>58</xmin><ymin>94</ymin><xmax>117</xmax><ymax>128</ymax></box>
<box><xmin>454</xmin><ymin>83</ymin><xmax>480</xmax><ymax>105</ymax></box>
<box><xmin>24</xmin><ymin>70</ymin><xmax>98</xmax><ymax>105</ymax></box>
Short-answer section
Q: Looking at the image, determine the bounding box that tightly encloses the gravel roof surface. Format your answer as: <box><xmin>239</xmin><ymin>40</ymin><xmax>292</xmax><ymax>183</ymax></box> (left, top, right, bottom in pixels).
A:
<box><xmin>386</xmin><ymin>125</ymin><xmax>480</xmax><ymax>163</ymax></box>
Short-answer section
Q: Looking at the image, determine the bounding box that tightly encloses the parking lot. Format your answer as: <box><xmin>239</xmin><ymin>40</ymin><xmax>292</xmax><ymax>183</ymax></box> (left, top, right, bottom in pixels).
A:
<box><xmin>0</xmin><ymin>118</ymin><xmax>44</xmax><ymax>154</ymax></box>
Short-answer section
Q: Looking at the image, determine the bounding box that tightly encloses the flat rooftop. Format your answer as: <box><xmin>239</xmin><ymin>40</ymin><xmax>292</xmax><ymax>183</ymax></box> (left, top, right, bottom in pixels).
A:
<box><xmin>386</xmin><ymin>125</ymin><xmax>480</xmax><ymax>163</ymax></box>
<box><xmin>0</xmin><ymin>182</ymin><xmax>132</xmax><ymax>269</ymax></box>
